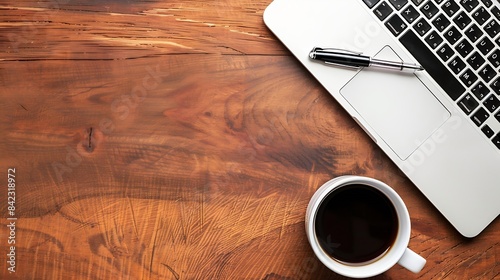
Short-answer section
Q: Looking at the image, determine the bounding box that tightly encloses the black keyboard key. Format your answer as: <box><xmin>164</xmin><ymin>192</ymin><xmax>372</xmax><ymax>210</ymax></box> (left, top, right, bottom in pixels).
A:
<box><xmin>414</xmin><ymin>18</ymin><xmax>432</xmax><ymax>35</ymax></box>
<box><xmin>444</xmin><ymin>26</ymin><xmax>462</xmax><ymax>44</ymax></box>
<box><xmin>456</xmin><ymin>39</ymin><xmax>474</xmax><ymax>57</ymax></box>
<box><xmin>433</xmin><ymin>13</ymin><xmax>451</xmax><ymax>31</ymax></box>
<box><xmin>437</xmin><ymin>43</ymin><xmax>455</xmax><ymax>61</ymax></box>
<box><xmin>453</xmin><ymin>11</ymin><xmax>472</xmax><ymax>29</ymax></box>
<box><xmin>482</xmin><ymin>124</ymin><xmax>495</xmax><ymax>138</ymax></box>
<box><xmin>402</xmin><ymin>5</ymin><xmax>420</xmax><ymax>23</ymax></box>
<box><xmin>374</xmin><ymin>2</ymin><xmax>394</xmax><ymax>20</ymax></box>
<box><xmin>496</xmin><ymin>110</ymin><xmax>500</xmax><ymax>122</ymax></box>
<box><xmin>466</xmin><ymin>51</ymin><xmax>486</xmax><ymax>70</ymax></box>
<box><xmin>492</xmin><ymin>6</ymin><xmax>500</xmax><ymax>21</ymax></box>
<box><xmin>471</xmin><ymin>107</ymin><xmax>489</xmax><ymax>125</ymax></box>
<box><xmin>460</xmin><ymin>68</ymin><xmax>478</xmax><ymax>87</ymax></box>
<box><xmin>399</xmin><ymin>30</ymin><xmax>466</xmax><ymax>100</ymax></box>
<box><xmin>492</xmin><ymin>133</ymin><xmax>500</xmax><ymax>149</ymax></box>
<box><xmin>425</xmin><ymin>31</ymin><xmax>443</xmax><ymax>48</ymax></box>
<box><xmin>492</xmin><ymin>77</ymin><xmax>500</xmax><ymax>95</ymax></box>
<box><xmin>412</xmin><ymin>0</ymin><xmax>425</xmax><ymax>6</ymax></box>
<box><xmin>458</xmin><ymin>93</ymin><xmax>479</xmax><ymax>114</ymax></box>
<box><xmin>460</xmin><ymin>0</ymin><xmax>480</xmax><ymax>12</ymax></box>
<box><xmin>489</xmin><ymin>49</ymin><xmax>500</xmax><ymax>67</ymax></box>
<box><xmin>465</xmin><ymin>24</ymin><xmax>483</xmax><ymax>42</ymax></box>
<box><xmin>386</xmin><ymin>14</ymin><xmax>408</xmax><ymax>36</ymax></box>
<box><xmin>483</xmin><ymin>94</ymin><xmax>500</xmax><ymax>112</ymax></box>
<box><xmin>477</xmin><ymin>37</ymin><xmax>495</xmax><ymax>55</ymax></box>
<box><xmin>421</xmin><ymin>1</ymin><xmax>439</xmax><ymax>19</ymax></box>
<box><xmin>438</xmin><ymin>14</ymin><xmax>451</xmax><ymax>32</ymax></box>
<box><xmin>388</xmin><ymin>0</ymin><xmax>408</xmax><ymax>10</ymax></box>
<box><xmin>472</xmin><ymin>6</ymin><xmax>491</xmax><ymax>25</ymax></box>
<box><xmin>479</xmin><ymin>64</ymin><xmax>497</xmax><ymax>82</ymax></box>
<box><xmin>449</xmin><ymin>56</ymin><xmax>467</xmax><ymax>74</ymax></box>
<box><xmin>484</xmin><ymin>19</ymin><xmax>500</xmax><ymax>38</ymax></box>
<box><xmin>442</xmin><ymin>0</ymin><xmax>461</xmax><ymax>17</ymax></box>
<box><xmin>480</xmin><ymin>0</ymin><xmax>493</xmax><ymax>8</ymax></box>
<box><xmin>363</xmin><ymin>0</ymin><xmax>381</xmax><ymax>8</ymax></box>
<box><xmin>472</xmin><ymin>81</ymin><xmax>490</xmax><ymax>100</ymax></box>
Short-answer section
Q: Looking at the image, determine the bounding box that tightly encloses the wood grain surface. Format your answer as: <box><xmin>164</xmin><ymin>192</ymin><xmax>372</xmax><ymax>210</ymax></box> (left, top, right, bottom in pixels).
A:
<box><xmin>0</xmin><ymin>1</ymin><xmax>499</xmax><ymax>279</ymax></box>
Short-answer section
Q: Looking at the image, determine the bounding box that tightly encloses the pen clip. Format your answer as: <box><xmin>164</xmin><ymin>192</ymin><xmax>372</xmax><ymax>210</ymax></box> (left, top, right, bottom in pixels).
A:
<box><xmin>312</xmin><ymin>47</ymin><xmax>363</xmax><ymax>56</ymax></box>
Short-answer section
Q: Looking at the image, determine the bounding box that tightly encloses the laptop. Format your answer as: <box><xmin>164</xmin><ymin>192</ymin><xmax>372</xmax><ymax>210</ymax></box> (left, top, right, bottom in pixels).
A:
<box><xmin>264</xmin><ymin>0</ymin><xmax>500</xmax><ymax>237</ymax></box>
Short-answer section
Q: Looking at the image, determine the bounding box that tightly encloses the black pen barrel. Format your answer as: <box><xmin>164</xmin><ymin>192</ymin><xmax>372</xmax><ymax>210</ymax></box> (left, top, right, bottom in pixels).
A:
<box><xmin>311</xmin><ymin>51</ymin><xmax>371</xmax><ymax>67</ymax></box>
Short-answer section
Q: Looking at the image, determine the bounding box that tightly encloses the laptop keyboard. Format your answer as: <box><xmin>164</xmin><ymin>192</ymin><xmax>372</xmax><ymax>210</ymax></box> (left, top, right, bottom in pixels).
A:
<box><xmin>362</xmin><ymin>0</ymin><xmax>500</xmax><ymax>150</ymax></box>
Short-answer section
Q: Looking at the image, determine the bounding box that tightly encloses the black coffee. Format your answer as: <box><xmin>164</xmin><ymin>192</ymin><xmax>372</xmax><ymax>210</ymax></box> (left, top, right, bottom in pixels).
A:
<box><xmin>315</xmin><ymin>184</ymin><xmax>398</xmax><ymax>263</ymax></box>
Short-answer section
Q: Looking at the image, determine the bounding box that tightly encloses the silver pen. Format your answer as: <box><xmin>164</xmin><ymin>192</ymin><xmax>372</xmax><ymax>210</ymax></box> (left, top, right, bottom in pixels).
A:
<box><xmin>309</xmin><ymin>47</ymin><xmax>424</xmax><ymax>72</ymax></box>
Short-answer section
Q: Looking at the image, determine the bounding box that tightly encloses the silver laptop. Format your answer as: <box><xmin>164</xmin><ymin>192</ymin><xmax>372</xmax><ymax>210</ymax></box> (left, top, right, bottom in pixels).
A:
<box><xmin>264</xmin><ymin>0</ymin><xmax>500</xmax><ymax>237</ymax></box>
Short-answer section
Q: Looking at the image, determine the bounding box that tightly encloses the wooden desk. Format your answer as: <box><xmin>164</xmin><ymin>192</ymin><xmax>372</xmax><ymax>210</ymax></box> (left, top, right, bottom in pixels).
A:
<box><xmin>1</xmin><ymin>1</ymin><xmax>498</xmax><ymax>279</ymax></box>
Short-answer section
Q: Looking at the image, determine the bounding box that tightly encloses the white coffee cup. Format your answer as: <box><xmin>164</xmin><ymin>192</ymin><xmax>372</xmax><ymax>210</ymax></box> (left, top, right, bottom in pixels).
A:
<box><xmin>305</xmin><ymin>175</ymin><xmax>426</xmax><ymax>278</ymax></box>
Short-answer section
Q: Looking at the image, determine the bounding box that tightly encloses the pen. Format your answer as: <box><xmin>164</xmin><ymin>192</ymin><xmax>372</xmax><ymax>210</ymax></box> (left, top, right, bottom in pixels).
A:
<box><xmin>309</xmin><ymin>47</ymin><xmax>424</xmax><ymax>72</ymax></box>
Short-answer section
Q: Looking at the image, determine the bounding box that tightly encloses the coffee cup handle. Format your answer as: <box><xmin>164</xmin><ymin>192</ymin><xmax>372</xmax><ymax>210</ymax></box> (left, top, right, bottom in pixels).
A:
<box><xmin>397</xmin><ymin>248</ymin><xmax>426</xmax><ymax>273</ymax></box>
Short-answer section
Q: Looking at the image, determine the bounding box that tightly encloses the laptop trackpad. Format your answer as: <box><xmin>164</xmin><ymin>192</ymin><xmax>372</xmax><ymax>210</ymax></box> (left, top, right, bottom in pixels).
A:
<box><xmin>340</xmin><ymin>46</ymin><xmax>450</xmax><ymax>160</ymax></box>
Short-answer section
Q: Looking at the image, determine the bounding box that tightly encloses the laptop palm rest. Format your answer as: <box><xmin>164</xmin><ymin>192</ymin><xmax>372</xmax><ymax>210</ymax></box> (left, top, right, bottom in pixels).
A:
<box><xmin>340</xmin><ymin>46</ymin><xmax>451</xmax><ymax>160</ymax></box>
